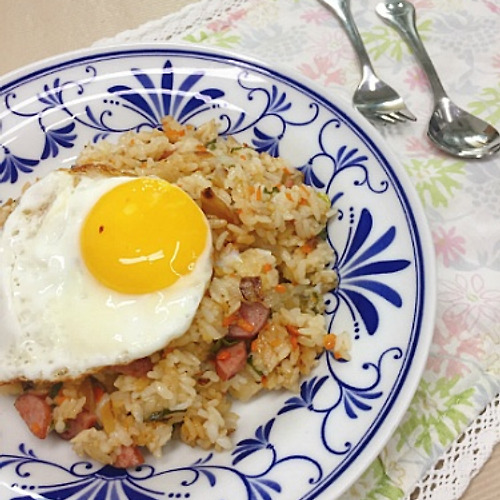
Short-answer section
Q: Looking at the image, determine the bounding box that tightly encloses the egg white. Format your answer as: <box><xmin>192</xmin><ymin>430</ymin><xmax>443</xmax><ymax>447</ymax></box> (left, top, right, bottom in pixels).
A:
<box><xmin>0</xmin><ymin>170</ymin><xmax>212</xmax><ymax>382</ymax></box>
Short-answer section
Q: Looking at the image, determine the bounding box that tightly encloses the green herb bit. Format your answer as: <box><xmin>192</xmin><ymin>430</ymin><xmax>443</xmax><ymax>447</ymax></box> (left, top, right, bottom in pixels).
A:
<box><xmin>229</xmin><ymin>146</ymin><xmax>244</xmax><ymax>153</ymax></box>
<box><xmin>147</xmin><ymin>408</ymin><xmax>183</xmax><ymax>422</ymax></box>
<box><xmin>48</xmin><ymin>382</ymin><xmax>63</xmax><ymax>399</ymax></box>
<box><xmin>317</xmin><ymin>192</ymin><xmax>331</xmax><ymax>206</ymax></box>
<box><xmin>205</xmin><ymin>139</ymin><xmax>217</xmax><ymax>150</ymax></box>
<box><xmin>247</xmin><ymin>355</ymin><xmax>264</xmax><ymax>376</ymax></box>
<box><xmin>263</xmin><ymin>186</ymin><xmax>279</xmax><ymax>195</ymax></box>
<box><xmin>317</xmin><ymin>227</ymin><xmax>329</xmax><ymax>240</ymax></box>
<box><xmin>210</xmin><ymin>337</ymin><xmax>240</xmax><ymax>354</ymax></box>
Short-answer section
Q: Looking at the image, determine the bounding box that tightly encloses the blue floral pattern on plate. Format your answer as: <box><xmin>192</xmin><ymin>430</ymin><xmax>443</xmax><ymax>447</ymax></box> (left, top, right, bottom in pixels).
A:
<box><xmin>0</xmin><ymin>46</ymin><xmax>435</xmax><ymax>500</ymax></box>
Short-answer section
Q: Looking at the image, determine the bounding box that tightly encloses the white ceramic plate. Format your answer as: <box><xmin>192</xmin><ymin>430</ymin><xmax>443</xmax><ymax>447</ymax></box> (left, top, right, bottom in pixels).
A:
<box><xmin>0</xmin><ymin>44</ymin><xmax>435</xmax><ymax>500</ymax></box>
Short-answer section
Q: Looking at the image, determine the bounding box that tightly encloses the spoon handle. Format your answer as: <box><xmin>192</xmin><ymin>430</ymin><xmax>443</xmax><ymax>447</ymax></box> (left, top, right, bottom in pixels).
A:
<box><xmin>320</xmin><ymin>0</ymin><xmax>375</xmax><ymax>77</ymax></box>
<box><xmin>375</xmin><ymin>1</ymin><xmax>447</xmax><ymax>101</ymax></box>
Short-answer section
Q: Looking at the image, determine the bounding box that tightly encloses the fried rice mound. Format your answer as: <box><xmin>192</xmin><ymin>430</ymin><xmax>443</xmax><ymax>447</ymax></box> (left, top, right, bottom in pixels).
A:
<box><xmin>1</xmin><ymin>116</ymin><xmax>351</xmax><ymax>467</ymax></box>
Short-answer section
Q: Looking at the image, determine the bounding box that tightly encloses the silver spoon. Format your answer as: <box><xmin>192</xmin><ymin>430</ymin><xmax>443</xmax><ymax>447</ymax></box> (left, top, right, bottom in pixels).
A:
<box><xmin>376</xmin><ymin>0</ymin><xmax>500</xmax><ymax>159</ymax></box>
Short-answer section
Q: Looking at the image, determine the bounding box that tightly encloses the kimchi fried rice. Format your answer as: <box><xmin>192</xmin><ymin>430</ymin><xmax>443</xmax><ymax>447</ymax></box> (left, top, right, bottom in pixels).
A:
<box><xmin>0</xmin><ymin>116</ymin><xmax>350</xmax><ymax>467</ymax></box>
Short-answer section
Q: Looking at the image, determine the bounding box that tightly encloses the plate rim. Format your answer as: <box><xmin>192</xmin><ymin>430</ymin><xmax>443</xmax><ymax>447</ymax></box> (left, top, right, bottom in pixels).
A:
<box><xmin>0</xmin><ymin>42</ymin><xmax>437</xmax><ymax>500</ymax></box>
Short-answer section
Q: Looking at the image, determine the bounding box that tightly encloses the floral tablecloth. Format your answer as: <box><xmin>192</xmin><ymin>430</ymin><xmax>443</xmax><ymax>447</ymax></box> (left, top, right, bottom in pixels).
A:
<box><xmin>96</xmin><ymin>0</ymin><xmax>500</xmax><ymax>498</ymax></box>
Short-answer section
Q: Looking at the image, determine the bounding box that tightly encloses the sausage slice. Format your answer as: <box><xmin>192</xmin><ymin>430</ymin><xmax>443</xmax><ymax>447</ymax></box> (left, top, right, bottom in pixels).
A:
<box><xmin>14</xmin><ymin>393</ymin><xmax>52</xmax><ymax>439</ymax></box>
<box><xmin>113</xmin><ymin>445</ymin><xmax>145</xmax><ymax>469</ymax></box>
<box><xmin>110</xmin><ymin>357</ymin><xmax>153</xmax><ymax>377</ymax></box>
<box><xmin>215</xmin><ymin>341</ymin><xmax>248</xmax><ymax>381</ymax></box>
<box><xmin>59</xmin><ymin>410</ymin><xmax>98</xmax><ymax>440</ymax></box>
<box><xmin>228</xmin><ymin>301</ymin><xmax>270</xmax><ymax>340</ymax></box>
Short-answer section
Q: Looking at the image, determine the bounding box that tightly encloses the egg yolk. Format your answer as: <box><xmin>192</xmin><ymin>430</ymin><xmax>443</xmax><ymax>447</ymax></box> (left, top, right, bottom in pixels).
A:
<box><xmin>80</xmin><ymin>178</ymin><xmax>209</xmax><ymax>294</ymax></box>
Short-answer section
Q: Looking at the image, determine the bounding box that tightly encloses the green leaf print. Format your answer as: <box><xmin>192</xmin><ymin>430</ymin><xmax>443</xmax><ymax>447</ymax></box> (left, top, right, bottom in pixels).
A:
<box><xmin>404</xmin><ymin>158</ymin><xmax>465</xmax><ymax>208</ymax></box>
<box><xmin>395</xmin><ymin>376</ymin><xmax>475</xmax><ymax>455</ymax></box>
<box><xmin>343</xmin><ymin>458</ymin><xmax>404</xmax><ymax>500</ymax></box>
<box><xmin>183</xmin><ymin>30</ymin><xmax>241</xmax><ymax>48</ymax></box>
<box><xmin>468</xmin><ymin>85</ymin><xmax>500</xmax><ymax>124</ymax></box>
<box><xmin>363</xmin><ymin>20</ymin><xmax>431</xmax><ymax>61</ymax></box>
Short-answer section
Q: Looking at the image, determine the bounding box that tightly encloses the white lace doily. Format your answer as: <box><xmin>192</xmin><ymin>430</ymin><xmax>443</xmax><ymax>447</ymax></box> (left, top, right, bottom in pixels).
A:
<box><xmin>94</xmin><ymin>0</ymin><xmax>247</xmax><ymax>48</ymax></box>
<box><xmin>93</xmin><ymin>1</ymin><xmax>500</xmax><ymax>498</ymax></box>
<box><xmin>409</xmin><ymin>394</ymin><xmax>499</xmax><ymax>500</ymax></box>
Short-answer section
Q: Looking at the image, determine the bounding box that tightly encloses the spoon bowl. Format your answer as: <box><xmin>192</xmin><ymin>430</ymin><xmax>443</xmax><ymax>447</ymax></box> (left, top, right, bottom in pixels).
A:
<box><xmin>376</xmin><ymin>0</ymin><xmax>500</xmax><ymax>159</ymax></box>
<box><xmin>428</xmin><ymin>98</ymin><xmax>500</xmax><ymax>159</ymax></box>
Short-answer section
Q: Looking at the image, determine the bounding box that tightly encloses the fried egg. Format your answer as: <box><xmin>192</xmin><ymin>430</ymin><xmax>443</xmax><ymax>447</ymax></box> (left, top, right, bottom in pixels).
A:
<box><xmin>0</xmin><ymin>169</ymin><xmax>212</xmax><ymax>382</ymax></box>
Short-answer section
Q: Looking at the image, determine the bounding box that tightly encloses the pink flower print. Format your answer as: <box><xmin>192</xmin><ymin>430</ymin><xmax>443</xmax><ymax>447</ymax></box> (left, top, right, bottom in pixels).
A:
<box><xmin>492</xmin><ymin>54</ymin><xmax>500</xmax><ymax>70</ymax></box>
<box><xmin>405</xmin><ymin>137</ymin><xmax>435</xmax><ymax>157</ymax></box>
<box><xmin>426</xmin><ymin>327</ymin><xmax>468</xmax><ymax>377</ymax></box>
<box><xmin>404</xmin><ymin>67</ymin><xmax>430</xmax><ymax>92</ymax></box>
<box><xmin>298</xmin><ymin>31</ymin><xmax>351</xmax><ymax>87</ymax></box>
<box><xmin>301</xmin><ymin>7</ymin><xmax>332</xmax><ymax>25</ymax></box>
<box><xmin>298</xmin><ymin>55</ymin><xmax>346</xmax><ymax>86</ymax></box>
<box><xmin>440</xmin><ymin>274</ymin><xmax>500</xmax><ymax>332</ymax></box>
<box><xmin>432</xmin><ymin>226</ymin><xmax>466</xmax><ymax>267</ymax></box>
<box><xmin>427</xmin><ymin>318</ymin><xmax>485</xmax><ymax>377</ymax></box>
<box><xmin>207</xmin><ymin>8</ymin><xmax>247</xmax><ymax>32</ymax></box>
<box><xmin>307</xmin><ymin>31</ymin><xmax>352</xmax><ymax>68</ymax></box>
<box><xmin>483</xmin><ymin>0</ymin><xmax>500</xmax><ymax>14</ymax></box>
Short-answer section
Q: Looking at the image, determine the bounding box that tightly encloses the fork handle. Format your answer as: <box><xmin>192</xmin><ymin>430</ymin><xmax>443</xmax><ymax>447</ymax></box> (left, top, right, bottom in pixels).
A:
<box><xmin>320</xmin><ymin>0</ymin><xmax>375</xmax><ymax>78</ymax></box>
<box><xmin>376</xmin><ymin>1</ymin><xmax>447</xmax><ymax>101</ymax></box>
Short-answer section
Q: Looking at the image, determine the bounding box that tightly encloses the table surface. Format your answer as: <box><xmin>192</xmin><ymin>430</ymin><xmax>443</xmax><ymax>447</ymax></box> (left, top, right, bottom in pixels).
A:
<box><xmin>0</xmin><ymin>1</ymin><xmax>498</xmax><ymax>499</ymax></box>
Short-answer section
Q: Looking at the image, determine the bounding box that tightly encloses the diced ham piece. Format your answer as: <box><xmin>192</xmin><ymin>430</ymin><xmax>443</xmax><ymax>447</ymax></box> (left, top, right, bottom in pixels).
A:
<box><xmin>113</xmin><ymin>445</ymin><xmax>145</xmax><ymax>469</ymax></box>
<box><xmin>228</xmin><ymin>301</ymin><xmax>270</xmax><ymax>340</ymax></box>
<box><xmin>215</xmin><ymin>341</ymin><xmax>248</xmax><ymax>381</ymax></box>
<box><xmin>111</xmin><ymin>357</ymin><xmax>153</xmax><ymax>377</ymax></box>
<box><xmin>14</xmin><ymin>393</ymin><xmax>52</xmax><ymax>439</ymax></box>
<box><xmin>59</xmin><ymin>410</ymin><xmax>98</xmax><ymax>440</ymax></box>
<box><xmin>239</xmin><ymin>277</ymin><xmax>263</xmax><ymax>302</ymax></box>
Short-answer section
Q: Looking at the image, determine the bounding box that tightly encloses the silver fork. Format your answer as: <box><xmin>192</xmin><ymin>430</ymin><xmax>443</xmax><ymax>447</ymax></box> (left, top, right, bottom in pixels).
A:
<box><xmin>320</xmin><ymin>0</ymin><xmax>416</xmax><ymax>124</ymax></box>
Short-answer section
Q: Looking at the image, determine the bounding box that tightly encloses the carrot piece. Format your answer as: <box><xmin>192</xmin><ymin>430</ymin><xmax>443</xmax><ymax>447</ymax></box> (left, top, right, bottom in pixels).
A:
<box><xmin>255</xmin><ymin>186</ymin><xmax>262</xmax><ymax>201</ymax></box>
<box><xmin>164</xmin><ymin>127</ymin><xmax>185</xmax><ymax>142</ymax></box>
<box><xmin>262</xmin><ymin>263</ymin><xmax>273</xmax><ymax>273</ymax></box>
<box><xmin>55</xmin><ymin>394</ymin><xmax>67</xmax><ymax>406</ymax></box>
<box><xmin>274</xmin><ymin>284</ymin><xmax>287</xmax><ymax>294</ymax></box>
<box><xmin>251</xmin><ymin>339</ymin><xmax>259</xmax><ymax>352</ymax></box>
<box><xmin>216</xmin><ymin>350</ymin><xmax>231</xmax><ymax>361</ymax></box>
<box><xmin>323</xmin><ymin>333</ymin><xmax>337</xmax><ymax>350</ymax></box>
<box><xmin>290</xmin><ymin>335</ymin><xmax>299</xmax><ymax>350</ymax></box>
<box><xmin>286</xmin><ymin>324</ymin><xmax>300</xmax><ymax>336</ymax></box>
<box><xmin>222</xmin><ymin>312</ymin><xmax>238</xmax><ymax>327</ymax></box>
<box><xmin>93</xmin><ymin>385</ymin><xmax>105</xmax><ymax>404</ymax></box>
<box><xmin>236</xmin><ymin>317</ymin><xmax>255</xmax><ymax>333</ymax></box>
<box><xmin>300</xmin><ymin>243</ymin><xmax>314</xmax><ymax>254</ymax></box>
